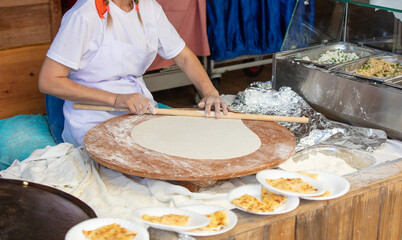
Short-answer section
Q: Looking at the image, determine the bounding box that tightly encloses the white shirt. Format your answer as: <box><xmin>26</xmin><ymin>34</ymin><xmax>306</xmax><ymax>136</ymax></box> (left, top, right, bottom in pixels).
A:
<box><xmin>47</xmin><ymin>0</ymin><xmax>185</xmax><ymax>73</ymax></box>
<box><xmin>46</xmin><ymin>0</ymin><xmax>185</xmax><ymax>147</ymax></box>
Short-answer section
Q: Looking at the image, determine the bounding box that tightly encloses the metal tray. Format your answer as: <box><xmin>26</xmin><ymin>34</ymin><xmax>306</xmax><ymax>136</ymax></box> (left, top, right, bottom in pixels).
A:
<box><xmin>332</xmin><ymin>55</ymin><xmax>402</xmax><ymax>83</ymax></box>
<box><xmin>290</xmin><ymin>42</ymin><xmax>376</xmax><ymax>68</ymax></box>
<box><xmin>0</xmin><ymin>178</ymin><xmax>97</xmax><ymax>240</ymax></box>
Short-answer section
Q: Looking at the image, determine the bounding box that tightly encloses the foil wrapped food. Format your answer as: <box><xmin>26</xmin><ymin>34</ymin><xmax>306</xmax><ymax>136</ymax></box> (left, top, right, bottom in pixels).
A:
<box><xmin>229</xmin><ymin>82</ymin><xmax>387</xmax><ymax>152</ymax></box>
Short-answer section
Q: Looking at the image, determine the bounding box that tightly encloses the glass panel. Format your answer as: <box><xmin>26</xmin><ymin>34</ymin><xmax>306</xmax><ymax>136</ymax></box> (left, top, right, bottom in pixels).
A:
<box><xmin>281</xmin><ymin>0</ymin><xmax>346</xmax><ymax>51</ymax></box>
<box><xmin>282</xmin><ymin>0</ymin><xmax>402</xmax><ymax>54</ymax></box>
<box><xmin>345</xmin><ymin>3</ymin><xmax>402</xmax><ymax>54</ymax></box>
<box><xmin>337</xmin><ymin>0</ymin><xmax>402</xmax><ymax>13</ymax></box>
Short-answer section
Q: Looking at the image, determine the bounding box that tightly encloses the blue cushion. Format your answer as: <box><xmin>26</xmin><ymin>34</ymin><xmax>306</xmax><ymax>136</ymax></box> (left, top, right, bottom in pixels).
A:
<box><xmin>0</xmin><ymin>114</ymin><xmax>56</xmax><ymax>170</ymax></box>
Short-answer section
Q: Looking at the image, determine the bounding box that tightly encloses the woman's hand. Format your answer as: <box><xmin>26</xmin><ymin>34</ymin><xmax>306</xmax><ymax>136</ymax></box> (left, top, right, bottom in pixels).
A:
<box><xmin>114</xmin><ymin>93</ymin><xmax>156</xmax><ymax>115</ymax></box>
<box><xmin>198</xmin><ymin>93</ymin><xmax>229</xmax><ymax>117</ymax></box>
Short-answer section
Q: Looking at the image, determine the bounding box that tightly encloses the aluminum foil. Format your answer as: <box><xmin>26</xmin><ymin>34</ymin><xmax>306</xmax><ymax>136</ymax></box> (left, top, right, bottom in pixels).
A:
<box><xmin>230</xmin><ymin>82</ymin><xmax>387</xmax><ymax>152</ymax></box>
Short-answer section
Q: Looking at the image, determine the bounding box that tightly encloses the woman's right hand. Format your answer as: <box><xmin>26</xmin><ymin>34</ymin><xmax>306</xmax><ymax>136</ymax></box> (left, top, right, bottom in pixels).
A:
<box><xmin>114</xmin><ymin>93</ymin><xmax>156</xmax><ymax>115</ymax></box>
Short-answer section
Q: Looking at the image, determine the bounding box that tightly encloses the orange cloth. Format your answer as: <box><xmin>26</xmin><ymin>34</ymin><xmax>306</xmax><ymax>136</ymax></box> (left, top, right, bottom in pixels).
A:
<box><xmin>147</xmin><ymin>0</ymin><xmax>210</xmax><ymax>71</ymax></box>
<box><xmin>94</xmin><ymin>0</ymin><xmax>108</xmax><ymax>19</ymax></box>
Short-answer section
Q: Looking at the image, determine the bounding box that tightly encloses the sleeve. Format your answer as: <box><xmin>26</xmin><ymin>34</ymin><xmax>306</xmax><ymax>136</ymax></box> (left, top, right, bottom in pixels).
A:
<box><xmin>153</xmin><ymin>2</ymin><xmax>186</xmax><ymax>59</ymax></box>
<box><xmin>46</xmin><ymin>12</ymin><xmax>91</xmax><ymax>70</ymax></box>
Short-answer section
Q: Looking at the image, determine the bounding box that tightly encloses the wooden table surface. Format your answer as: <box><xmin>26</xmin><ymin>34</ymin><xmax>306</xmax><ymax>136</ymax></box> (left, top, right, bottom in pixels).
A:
<box><xmin>148</xmin><ymin>159</ymin><xmax>402</xmax><ymax>240</ymax></box>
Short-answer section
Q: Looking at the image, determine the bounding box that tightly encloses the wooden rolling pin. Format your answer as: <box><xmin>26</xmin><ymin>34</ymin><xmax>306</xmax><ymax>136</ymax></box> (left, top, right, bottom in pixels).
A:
<box><xmin>73</xmin><ymin>103</ymin><xmax>310</xmax><ymax>123</ymax></box>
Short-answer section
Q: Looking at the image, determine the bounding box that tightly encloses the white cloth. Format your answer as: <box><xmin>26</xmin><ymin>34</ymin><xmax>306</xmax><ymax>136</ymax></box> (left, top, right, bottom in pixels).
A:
<box><xmin>47</xmin><ymin>0</ymin><xmax>185</xmax><ymax>147</ymax></box>
<box><xmin>0</xmin><ymin>143</ymin><xmax>238</xmax><ymax>224</ymax></box>
<box><xmin>2</xmin><ymin>140</ymin><xmax>400</xmax><ymax>225</ymax></box>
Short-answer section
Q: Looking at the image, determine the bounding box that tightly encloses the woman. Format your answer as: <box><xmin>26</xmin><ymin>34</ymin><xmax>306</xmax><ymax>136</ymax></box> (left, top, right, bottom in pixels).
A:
<box><xmin>39</xmin><ymin>0</ymin><xmax>228</xmax><ymax>147</ymax></box>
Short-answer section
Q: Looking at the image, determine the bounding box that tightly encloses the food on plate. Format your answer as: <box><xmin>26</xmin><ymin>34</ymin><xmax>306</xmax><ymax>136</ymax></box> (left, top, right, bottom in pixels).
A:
<box><xmin>231</xmin><ymin>194</ymin><xmax>275</xmax><ymax>212</ymax></box>
<box><xmin>355</xmin><ymin>57</ymin><xmax>402</xmax><ymax>78</ymax></box>
<box><xmin>266</xmin><ymin>178</ymin><xmax>318</xmax><ymax>194</ymax></box>
<box><xmin>297</xmin><ymin>172</ymin><xmax>332</xmax><ymax>198</ymax></box>
<box><xmin>192</xmin><ymin>210</ymin><xmax>229</xmax><ymax>231</ymax></box>
<box><xmin>298</xmin><ymin>171</ymin><xmax>319</xmax><ymax>180</ymax></box>
<box><xmin>315</xmin><ymin>190</ymin><xmax>331</xmax><ymax>197</ymax></box>
<box><xmin>82</xmin><ymin>223</ymin><xmax>137</xmax><ymax>240</ymax></box>
<box><xmin>261</xmin><ymin>186</ymin><xmax>288</xmax><ymax>209</ymax></box>
<box><xmin>302</xmin><ymin>49</ymin><xmax>359</xmax><ymax>64</ymax></box>
<box><xmin>142</xmin><ymin>214</ymin><xmax>189</xmax><ymax>226</ymax></box>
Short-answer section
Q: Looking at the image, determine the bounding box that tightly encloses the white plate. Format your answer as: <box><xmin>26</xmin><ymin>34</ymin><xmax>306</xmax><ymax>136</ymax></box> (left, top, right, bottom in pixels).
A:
<box><xmin>133</xmin><ymin>207</ymin><xmax>209</xmax><ymax>232</ymax></box>
<box><xmin>65</xmin><ymin>218</ymin><xmax>149</xmax><ymax>240</ymax></box>
<box><xmin>256</xmin><ymin>169</ymin><xmax>325</xmax><ymax>197</ymax></box>
<box><xmin>227</xmin><ymin>184</ymin><xmax>300</xmax><ymax>215</ymax></box>
<box><xmin>178</xmin><ymin>205</ymin><xmax>237</xmax><ymax>237</ymax></box>
<box><xmin>298</xmin><ymin>171</ymin><xmax>350</xmax><ymax>200</ymax></box>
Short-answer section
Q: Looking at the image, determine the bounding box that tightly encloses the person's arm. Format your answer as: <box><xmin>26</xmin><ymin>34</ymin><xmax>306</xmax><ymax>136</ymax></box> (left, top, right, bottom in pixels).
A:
<box><xmin>38</xmin><ymin>57</ymin><xmax>154</xmax><ymax>114</ymax></box>
<box><xmin>173</xmin><ymin>46</ymin><xmax>229</xmax><ymax>117</ymax></box>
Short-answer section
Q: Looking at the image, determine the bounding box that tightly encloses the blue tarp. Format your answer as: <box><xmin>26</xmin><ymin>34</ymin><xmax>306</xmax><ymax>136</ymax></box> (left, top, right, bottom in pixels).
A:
<box><xmin>206</xmin><ymin>0</ymin><xmax>297</xmax><ymax>61</ymax></box>
<box><xmin>0</xmin><ymin>114</ymin><xmax>56</xmax><ymax>170</ymax></box>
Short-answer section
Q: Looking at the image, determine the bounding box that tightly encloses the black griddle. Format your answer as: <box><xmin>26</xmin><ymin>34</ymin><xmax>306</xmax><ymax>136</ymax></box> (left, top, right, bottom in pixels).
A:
<box><xmin>0</xmin><ymin>178</ymin><xmax>97</xmax><ymax>240</ymax></box>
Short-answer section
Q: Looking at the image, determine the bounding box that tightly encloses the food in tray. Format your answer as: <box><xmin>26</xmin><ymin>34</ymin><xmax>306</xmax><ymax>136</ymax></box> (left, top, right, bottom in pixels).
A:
<box><xmin>261</xmin><ymin>186</ymin><xmax>288</xmax><ymax>209</ymax></box>
<box><xmin>266</xmin><ymin>177</ymin><xmax>318</xmax><ymax>194</ymax></box>
<box><xmin>141</xmin><ymin>213</ymin><xmax>189</xmax><ymax>226</ymax></box>
<box><xmin>302</xmin><ymin>49</ymin><xmax>359</xmax><ymax>64</ymax></box>
<box><xmin>355</xmin><ymin>57</ymin><xmax>402</xmax><ymax>78</ymax></box>
<box><xmin>192</xmin><ymin>210</ymin><xmax>229</xmax><ymax>231</ymax></box>
<box><xmin>82</xmin><ymin>223</ymin><xmax>138</xmax><ymax>240</ymax></box>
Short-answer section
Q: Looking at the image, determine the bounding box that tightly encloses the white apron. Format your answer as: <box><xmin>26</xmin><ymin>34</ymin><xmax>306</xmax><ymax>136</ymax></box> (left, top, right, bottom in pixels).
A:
<box><xmin>62</xmin><ymin>14</ymin><xmax>158</xmax><ymax>147</ymax></box>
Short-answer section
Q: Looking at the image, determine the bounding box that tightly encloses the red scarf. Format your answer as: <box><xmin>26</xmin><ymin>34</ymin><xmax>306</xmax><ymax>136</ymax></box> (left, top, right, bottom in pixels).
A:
<box><xmin>95</xmin><ymin>0</ymin><xmax>109</xmax><ymax>19</ymax></box>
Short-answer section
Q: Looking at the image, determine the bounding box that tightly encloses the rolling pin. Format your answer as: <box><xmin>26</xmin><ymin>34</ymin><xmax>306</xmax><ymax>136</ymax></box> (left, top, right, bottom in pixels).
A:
<box><xmin>73</xmin><ymin>103</ymin><xmax>310</xmax><ymax>123</ymax></box>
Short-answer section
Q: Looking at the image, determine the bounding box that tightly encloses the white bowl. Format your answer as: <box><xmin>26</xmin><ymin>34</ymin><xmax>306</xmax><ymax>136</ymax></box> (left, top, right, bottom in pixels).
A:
<box><xmin>256</xmin><ymin>169</ymin><xmax>325</xmax><ymax>197</ymax></box>
<box><xmin>133</xmin><ymin>207</ymin><xmax>209</xmax><ymax>232</ymax></box>
<box><xmin>227</xmin><ymin>184</ymin><xmax>299</xmax><ymax>215</ymax></box>
<box><xmin>65</xmin><ymin>218</ymin><xmax>149</xmax><ymax>240</ymax></box>
<box><xmin>178</xmin><ymin>204</ymin><xmax>237</xmax><ymax>236</ymax></box>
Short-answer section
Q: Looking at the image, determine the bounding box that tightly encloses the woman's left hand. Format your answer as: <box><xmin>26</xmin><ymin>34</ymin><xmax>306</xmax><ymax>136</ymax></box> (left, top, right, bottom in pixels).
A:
<box><xmin>198</xmin><ymin>94</ymin><xmax>229</xmax><ymax>117</ymax></box>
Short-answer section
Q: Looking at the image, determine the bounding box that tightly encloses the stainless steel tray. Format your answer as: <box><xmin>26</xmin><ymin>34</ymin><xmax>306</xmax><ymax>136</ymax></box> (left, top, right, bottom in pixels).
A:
<box><xmin>332</xmin><ymin>55</ymin><xmax>402</xmax><ymax>83</ymax></box>
<box><xmin>290</xmin><ymin>42</ymin><xmax>376</xmax><ymax>68</ymax></box>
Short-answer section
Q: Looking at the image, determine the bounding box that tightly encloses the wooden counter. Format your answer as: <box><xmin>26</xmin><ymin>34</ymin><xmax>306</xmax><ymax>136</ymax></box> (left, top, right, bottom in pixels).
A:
<box><xmin>149</xmin><ymin>159</ymin><xmax>402</xmax><ymax>240</ymax></box>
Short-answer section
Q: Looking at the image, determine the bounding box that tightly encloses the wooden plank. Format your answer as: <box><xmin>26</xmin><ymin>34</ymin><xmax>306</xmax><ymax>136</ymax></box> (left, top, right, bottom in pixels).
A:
<box><xmin>377</xmin><ymin>181</ymin><xmax>402</xmax><ymax>240</ymax></box>
<box><xmin>295</xmin><ymin>206</ymin><xmax>327</xmax><ymax>240</ymax></box>
<box><xmin>0</xmin><ymin>4</ymin><xmax>51</xmax><ymax>50</ymax></box>
<box><xmin>231</xmin><ymin>226</ymin><xmax>265</xmax><ymax>240</ymax></box>
<box><xmin>0</xmin><ymin>0</ymin><xmax>48</xmax><ymax>8</ymax></box>
<box><xmin>49</xmin><ymin>0</ymin><xmax>62</xmax><ymax>40</ymax></box>
<box><xmin>0</xmin><ymin>44</ymin><xmax>49</xmax><ymax>119</ymax></box>
<box><xmin>266</xmin><ymin>217</ymin><xmax>295</xmax><ymax>240</ymax></box>
<box><xmin>352</xmin><ymin>189</ymin><xmax>381</xmax><ymax>240</ymax></box>
<box><xmin>327</xmin><ymin>197</ymin><xmax>354</xmax><ymax>240</ymax></box>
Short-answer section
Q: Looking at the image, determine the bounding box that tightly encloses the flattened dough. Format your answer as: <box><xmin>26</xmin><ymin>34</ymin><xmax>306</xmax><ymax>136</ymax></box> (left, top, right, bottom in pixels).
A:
<box><xmin>130</xmin><ymin>116</ymin><xmax>261</xmax><ymax>159</ymax></box>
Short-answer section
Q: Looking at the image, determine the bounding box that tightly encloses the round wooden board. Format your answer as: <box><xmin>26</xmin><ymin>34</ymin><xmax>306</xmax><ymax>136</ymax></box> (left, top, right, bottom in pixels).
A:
<box><xmin>84</xmin><ymin>114</ymin><xmax>296</xmax><ymax>181</ymax></box>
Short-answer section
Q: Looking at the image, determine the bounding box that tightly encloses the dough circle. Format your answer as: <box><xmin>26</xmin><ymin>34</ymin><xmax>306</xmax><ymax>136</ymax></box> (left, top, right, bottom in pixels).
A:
<box><xmin>130</xmin><ymin>116</ymin><xmax>262</xmax><ymax>159</ymax></box>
